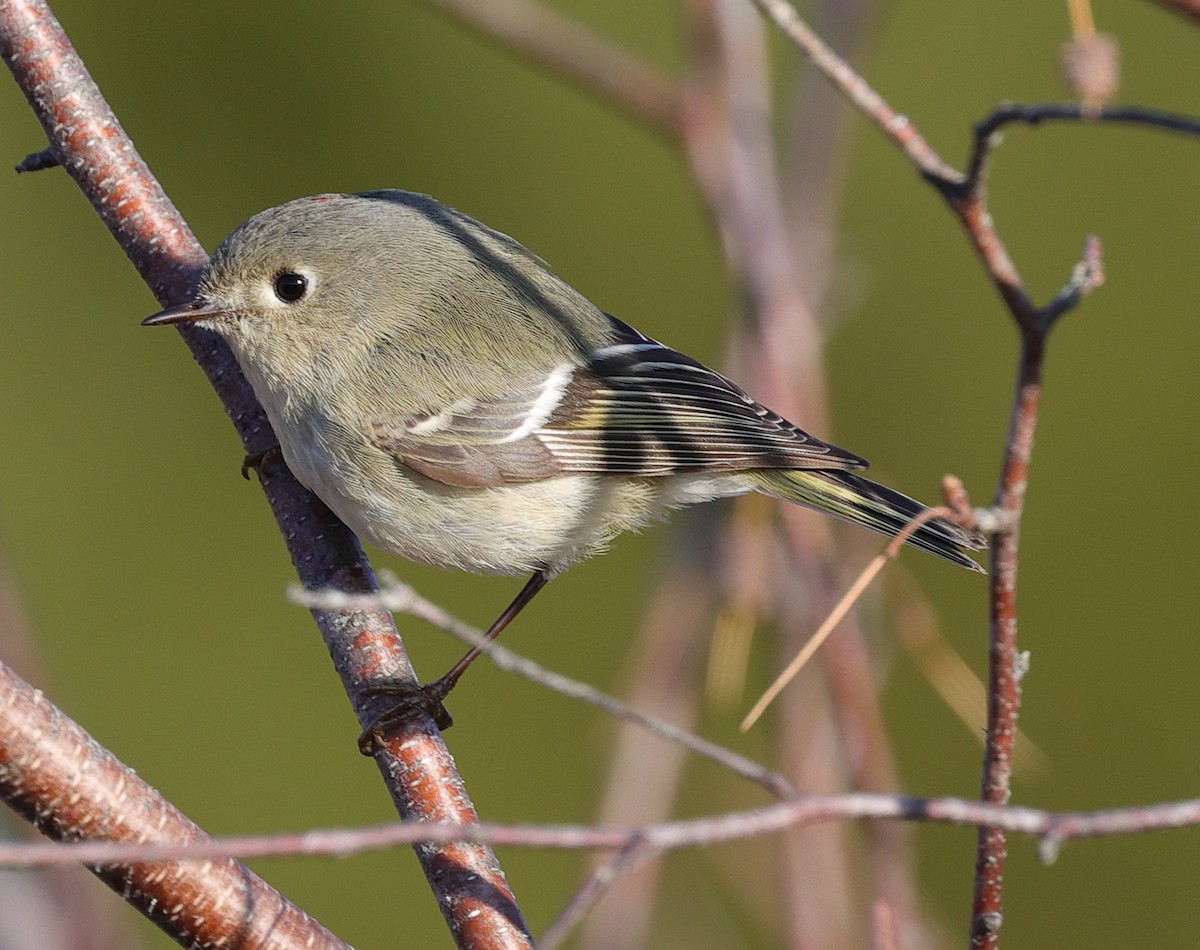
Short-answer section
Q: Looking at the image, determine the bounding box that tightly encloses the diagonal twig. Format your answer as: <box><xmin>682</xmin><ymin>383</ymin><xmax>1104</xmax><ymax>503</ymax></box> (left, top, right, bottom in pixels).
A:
<box><xmin>537</xmin><ymin>836</ymin><xmax>654</xmax><ymax>950</ymax></box>
<box><xmin>1148</xmin><ymin>0</ymin><xmax>1200</xmax><ymax>24</ymax></box>
<box><xmin>290</xmin><ymin>578</ymin><xmax>796</xmax><ymax>798</ymax></box>
<box><xmin>417</xmin><ymin>0</ymin><xmax>684</xmax><ymax>140</ymax></box>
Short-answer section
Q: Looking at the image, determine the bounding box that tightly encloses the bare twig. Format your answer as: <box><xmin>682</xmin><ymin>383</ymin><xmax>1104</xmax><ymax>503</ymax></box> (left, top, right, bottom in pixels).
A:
<box><xmin>0</xmin><ymin>792</ymin><xmax>1196</xmax><ymax>868</ymax></box>
<box><xmin>966</xmin><ymin>104</ymin><xmax>1200</xmax><ymax>195</ymax></box>
<box><xmin>417</xmin><ymin>0</ymin><xmax>683</xmax><ymax>140</ymax></box>
<box><xmin>538</xmin><ymin>836</ymin><xmax>653</xmax><ymax>950</ymax></box>
<box><xmin>965</xmin><ymin>238</ymin><xmax>1104</xmax><ymax>948</ymax></box>
<box><xmin>750</xmin><ymin>1</ymin><xmax>1198</xmax><ymax>330</ymax></box>
<box><xmin>0</xmin><ymin>2</ymin><xmax>530</xmax><ymax>946</ymax></box>
<box><xmin>1149</xmin><ymin>0</ymin><xmax>1200</xmax><ymax>24</ymax></box>
<box><xmin>748</xmin><ymin>0</ymin><xmax>961</xmax><ymax>181</ymax></box>
<box><xmin>291</xmin><ymin>578</ymin><xmax>796</xmax><ymax>798</ymax></box>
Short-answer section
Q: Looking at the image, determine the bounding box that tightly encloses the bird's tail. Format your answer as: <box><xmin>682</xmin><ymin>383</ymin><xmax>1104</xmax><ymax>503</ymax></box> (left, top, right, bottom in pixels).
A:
<box><xmin>750</xmin><ymin>469</ymin><xmax>986</xmax><ymax>572</ymax></box>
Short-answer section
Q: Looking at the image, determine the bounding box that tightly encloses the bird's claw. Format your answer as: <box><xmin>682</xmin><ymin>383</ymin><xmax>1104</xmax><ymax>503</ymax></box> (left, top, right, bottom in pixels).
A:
<box><xmin>241</xmin><ymin>444</ymin><xmax>283</xmax><ymax>481</ymax></box>
<box><xmin>356</xmin><ymin>681</ymin><xmax>455</xmax><ymax>755</ymax></box>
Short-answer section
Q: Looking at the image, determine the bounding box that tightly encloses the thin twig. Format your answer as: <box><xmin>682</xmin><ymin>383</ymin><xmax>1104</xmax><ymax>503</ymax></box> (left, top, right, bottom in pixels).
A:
<box><xmin>968</xmin><ymin>103</ymin><xmax>1200</xmax><ymax>190</ymax></box>
<box><xmin>538</xmin><ymin>836</ymin><xmax>653</xmax><ymax>950</ymax></box>
<box><xmin>418</xmin><ymin>0</ymin><xmax>684</xmax><ymax>140</ymax></box>
<box><xmin>968</xmin><ymin>238</ymin><xmax>1105</xmax><ymax>948</ymax></box>
<box><xmin>14</xmin><ymin>145</ymin><xmax>57</xmax><ymax>171</ymax></box>
<box><xmin>747</xmin><ymin>0</ymin><xmax>962</xmax><ymax>182</ymax></box>
<box><xmin>751</xmin><ymin>2</ymin><xmax>1200</xmax><ymax>330</ymax></box>
<box><xmin>745</xmin><ymin>554</ymin><xmax>887</xmax><ymax>730</ymax></box>
<box><xmin>1148</xmin><ymin>0</ymin><xmax>1200</xmax><ymax>24</ymax></box>
<box><xmin>290</xmin><ymin>579</ymin><xmax>796</xmax><ymax>798</ymax></box>
<box><xmin>0</xmin><ymin>792</ymin><xmax>1195</xmax><ymax>868</ymax></box>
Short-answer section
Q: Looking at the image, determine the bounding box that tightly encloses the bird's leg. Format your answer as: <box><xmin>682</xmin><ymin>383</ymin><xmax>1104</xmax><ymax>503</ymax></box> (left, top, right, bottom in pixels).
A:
<box><xmin>427</xmin><ymin>569</ymin><xmax>550</xmax><ymax>700</ymax></box>
<box><xmin>357</xmin><ymin>569</ymin><xmax>550</xmax><ymax>753</ymax></box>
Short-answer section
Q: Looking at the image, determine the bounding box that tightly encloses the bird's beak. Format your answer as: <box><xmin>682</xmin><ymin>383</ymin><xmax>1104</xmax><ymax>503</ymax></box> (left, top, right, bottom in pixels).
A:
<box><xmin>142</xmin><ymin>301</ymin><xmax>234</xmax><ymax>326</ymax></box>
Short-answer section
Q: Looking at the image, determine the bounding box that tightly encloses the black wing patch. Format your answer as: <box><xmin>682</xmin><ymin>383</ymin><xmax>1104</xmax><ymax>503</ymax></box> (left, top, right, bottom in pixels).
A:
<box><xmin>537</xmin><ymin>316</ymin><xmax>867</xmax><ymax>476</ymax></box>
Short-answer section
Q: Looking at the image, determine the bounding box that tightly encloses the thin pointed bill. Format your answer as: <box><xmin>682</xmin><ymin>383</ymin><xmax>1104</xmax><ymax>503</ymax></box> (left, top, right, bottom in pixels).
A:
<box><xmin>142</xmin><ymin>302</ymin><xmax>234</xmax><ymax>326</ymax></box>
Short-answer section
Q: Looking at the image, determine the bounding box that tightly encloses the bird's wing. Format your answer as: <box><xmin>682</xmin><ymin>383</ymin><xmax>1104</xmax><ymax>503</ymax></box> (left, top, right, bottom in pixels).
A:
<box><xmin>366</xmin><ymin>366</ymin><xmax>573</xmax><ymax>488</ymax></box>
<box><xmin>369</xmin><ymin>315</ymin><xmax>867</xmax><ymax>488</ymax></box>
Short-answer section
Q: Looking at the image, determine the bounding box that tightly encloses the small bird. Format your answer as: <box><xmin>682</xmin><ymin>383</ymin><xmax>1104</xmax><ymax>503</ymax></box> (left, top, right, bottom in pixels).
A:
<box><xmin>145</xmin><ymin>191</ymin><xmax>983</xmax><ymax>731</ymax></box>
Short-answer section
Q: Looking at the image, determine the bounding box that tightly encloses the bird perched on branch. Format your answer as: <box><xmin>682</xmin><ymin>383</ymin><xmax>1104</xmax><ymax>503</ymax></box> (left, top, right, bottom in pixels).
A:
<box><xmin>145</xmin><ymin>190</ymin><xmax>983</xmax><ymax>738</ymax></box>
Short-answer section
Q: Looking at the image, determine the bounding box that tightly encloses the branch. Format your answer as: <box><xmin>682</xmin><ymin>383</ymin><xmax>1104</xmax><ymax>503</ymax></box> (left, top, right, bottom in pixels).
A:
<box><xmin>971</xmin><ymin>102</ymin><xmax>1200</xmax><ymax>145</ymax></box>
<box><xmin>0</xmin><ymin>1</ymin><xmax>530</xmax><ymax>945</ymax></box>
<box><xmin>0</xmin><ymin>660</ymin><xmax>347</xmax><ymax>949</ymax></box>
<box><xmin>964</xmin><ymin>236</ymin><xmax>1102</xmax><ymax>948</ymax></box>
<box><xmin>418</xmin><ymin>0</ymin><xmax>684</xmax><ymax>140</ymax></box>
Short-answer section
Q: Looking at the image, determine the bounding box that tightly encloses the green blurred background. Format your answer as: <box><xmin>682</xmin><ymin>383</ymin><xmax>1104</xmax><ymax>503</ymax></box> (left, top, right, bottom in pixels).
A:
<box><xmin>1</xmin><ymin>1</ymin><xmax>1198</xmax><ymax>947</ymax></box>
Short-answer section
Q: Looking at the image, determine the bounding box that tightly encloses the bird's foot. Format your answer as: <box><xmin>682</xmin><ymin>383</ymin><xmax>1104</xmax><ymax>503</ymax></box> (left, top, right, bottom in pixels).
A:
<box><xmin>241</xmin><ymin>444</ymin><xmax>283</xmax><ymax>480</ymax></box>
<box><xmin>356</xmin><ymin>679</ymin><xmax>455</xmax><ymax>755</ymax></box>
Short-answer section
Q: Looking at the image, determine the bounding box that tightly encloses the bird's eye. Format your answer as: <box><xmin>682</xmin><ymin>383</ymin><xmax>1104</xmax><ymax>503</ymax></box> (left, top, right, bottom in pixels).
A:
<box><xmin>273</xmin><ymin>272</ymin><xmax>309</xmax><ymax>303</ymax></box>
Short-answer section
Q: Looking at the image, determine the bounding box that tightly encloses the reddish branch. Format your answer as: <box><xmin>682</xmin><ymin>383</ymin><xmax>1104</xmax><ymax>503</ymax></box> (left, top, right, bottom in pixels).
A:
<box><xmin>0</xmin><ymin>662</ymin><xmax>347</xmax><ymax>949</ymax></box>
<box><xmin>0</xmin><ymin>1</ymin><xmax>529</xmax><ymax>947</ymax></box>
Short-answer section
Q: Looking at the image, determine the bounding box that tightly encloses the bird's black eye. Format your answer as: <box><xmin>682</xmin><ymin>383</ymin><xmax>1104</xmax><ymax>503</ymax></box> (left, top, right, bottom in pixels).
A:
<box><xmin>273</xmin><ymin>272</ymin><xmax>308</xmax><ymax>303</ymax></box>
